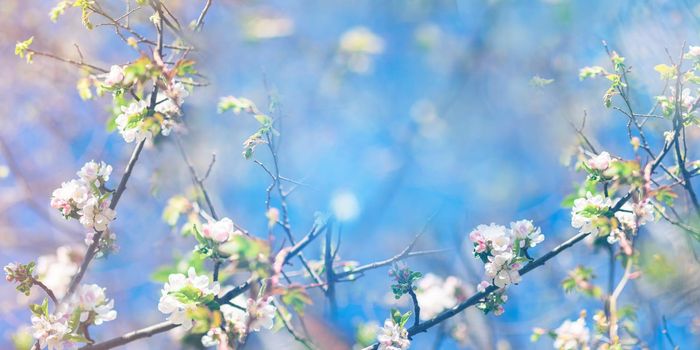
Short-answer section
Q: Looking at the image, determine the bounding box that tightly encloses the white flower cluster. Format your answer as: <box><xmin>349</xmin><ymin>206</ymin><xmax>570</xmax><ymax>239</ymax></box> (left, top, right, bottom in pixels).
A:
<box><xmin>50</xmin><ymin>161</ymin><xmax>116</xmax><ymax>243</ymax></box>
<box><xmin>202</xmin><ymin>295</ymin><xmax>276</xmax><ymax>347</ymax></box>
<box><xmin>416</xmin><ymin>274</ymin><xmax>471</xmax><ymax>320</ymax></box>
<box><xmin>469</xmin><ymin>220</ymin><xmax>544</xmax><ymax>288</ymax></box>
<box><xmin>377</xmin><ymin>318</ymin><xmax>411</xmax><ymax>350</ymax></box>
<box><xmin>158</xmin><ymin>267</ymin><xmax>220</xmax><ymax>330</ymax></box>
<box><xmin>115</xmin><ymin>82</ymin><xmax>188</xmax><ymax>143</ymax></box>
<box><xmin>553</xmin><ymin>317</ymin><xmax>590</xmax><ymax>350</ymax></box>
<box><xmin>415</xmin><ymin>274</ymin><xmax>474</xmax><ymax>345</ymax></box>
<box><xmin>30</xmin><ymin>312</ymin><xmax>73</xmax><ymax>350</ymax></box>
<box><xmin>571</xmin><ymin>192</ymin><xmax>655</xmax><ymax>244</ymax></box>
<box><xmin>571</xmin><ymin>192</ymin><xmax>611</xmax><ymax>236</ymax></box>
<box><xmin>35</xmin><ymin>246</ymin><xmax>83</xmax><ymax>299</ymax></box>
<box><xmin>201</xmin><ymin>217</ymin><xmax>242</xmax><ymax>243</ymax></box>
<box><xmin>70</xmin><ymin>284</ymin><xmax>118</xmax><ymax>325</ymax></box>
<box><xmin>31</xmin><ymin>284</ymin><xmax>117</xmax><ymax>350</ymax></box>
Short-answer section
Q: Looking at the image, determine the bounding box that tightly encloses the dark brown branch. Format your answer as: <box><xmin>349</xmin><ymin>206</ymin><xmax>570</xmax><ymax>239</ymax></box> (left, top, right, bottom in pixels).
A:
<box><xmin>407</xmin><ymin>288</ymin><xmax>420</xmax><ymax>328</ymax></box>
<box><xmin>324</xmin><ymin>225</ymin><xmax>337</xmax><ymax>318</ymax></box>
<box><xmin>79</xmin><ymin>322</ymin><xmax>178</xmax><ymax>350</ymax></box>
<box><xmin>32</xmin><ymin>278</ymin><xmax>58</xmax><ymax>305</ymax></box>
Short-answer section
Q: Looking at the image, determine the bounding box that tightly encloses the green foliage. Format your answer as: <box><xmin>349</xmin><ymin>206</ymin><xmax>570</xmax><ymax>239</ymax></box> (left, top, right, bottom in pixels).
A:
<box><xmin>14</xmin><ymin>37</ymin><xmax>34</xmax><ymax>63</ymax></box>
<box><xmin>561</xmin><ymin>179</ymin><xmax>598</xmax><ymax>208</ymax></box>
<box><xmin>76</xmin><ymin>77</ymin><xmax>93</xmax><ymax>100</ymax></box>
<box><xmin>562</xmin><ymin>266</ymin><xmax>602</xmax><ymax>298</ymax></box>
<box><xmin>280</xmin><ymin>285</ymin><xmax>313</xmax><ymax>315</ymax></box>
<box><xmin>579</xmin><ymin>66</ymin><xmax>605</xmax><ymax>80</ymax></box>
<box><xmin>217</xmin><ymin>96</ymin><xmax>257</xmax><ymax>114</ymax></box>
<box><xmin>162</xmin><ymin>195</ymin><xmax>191</xmax><ymax>227</ymax></box>
<box><xmin>388</xmin><ymin>264</ymin><xmax>422</xmax><ymax>299</ymax></box>
<box><xmin>654</xmin><ymin>64</ymin><xmax>677</xmax><ymax>80</ymax></box>
<box><xmin>354</xmin><ymin>322</ymin><xmax>379</xmax><ymax>347</ymax></box>
<box><xmin>390</xmin><ymin>308</ymin><xmax>412</xmax><ymax>328</ymax></box>
<box><xmin>29</xmin><ymin>298</ymin><xmax>49</xmax><ymax>318</ymax></box>
<box><xmin>72</xmin><ymin>0</ymin><xmax>95</xmax><ymax>29</ymax></box>
<box><xmin>10</xmin><ymin>327</ymin><xmax>33</xmax><ymax>350</ymax></box>
<box><xmin>219</xmin><ymin>235</ymin><xmax>272</xmax><ymax>277</ymax></box>
<box><xmin>49</xmin><ymin>1</ymin><xmax>71</xmax><ymax>22</ymax></box>
<box><xmin>5</xmin><ymin>262</ymin><xmax>36</xmax><ymax>296</ymax></box>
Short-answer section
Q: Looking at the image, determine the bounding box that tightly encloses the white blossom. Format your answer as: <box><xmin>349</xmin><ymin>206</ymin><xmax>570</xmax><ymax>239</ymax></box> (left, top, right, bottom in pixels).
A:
<box><xmin>77</xmin><ymin>160</ymin><xmax>111</xmax><ymax>184</ymax></box>
<box><xmin>553</xmin><ymin>318</ymin><xmax>590</xmax><ymax>350</ymax></box>
<box><xmin>78</xmin><ymin>197</ymin><xmax>116</xmax><ymax>232</ymax></box>
<box><xmin>614</xmin><ymin>201</ymin><xmax>654</xmax><ymax>231</ymax></box>
<box><xmin>158</xmin><ymin>267</ymin><xmax>220</xmax><ymax>330</ymax></box>
<box><xmin>247</xmin><ymin>297</ymin><xmax>276</xmax><ymax>331</ymax></box>
<box><xmin>36</xmin><ymin>246</ymin><xmax>83</xmax><ymax>300</ymax></box>
<box><xmin>116</xmin><ymin>100</ymin><xmax>150</xmax><ymax>143</ymax></box>
<box><xmin>470</xmin><ymin>223</ymin><xmax>510</xmax><ymax>253</ymax></box>
<box><xmin>377</xmin><ymin>318</ymin><xmax>410</xmax><ymax>350</ymax></box>
<box><xmin>201</xmin><ymin>217</ymin><xmax>236</xmax><ymax>243</ymax></box>
<box><xmin>50</xmin><ymin>180</ymin><xmax>89</xmax><ymax>216</ymax></box>
<box><xmin>31</xmin><ymin>312</ymin><xmax>74</xmax><ymax>350</ymax></box>
<box><xmin>686</xmin><ymin>45</ymin><xmax>700</xmax><ymax>59</ymax></box>
<box><xmin>571</xmin><ymin>192</ymin><xmax>612</xmax><ymax>236</ymax></box>
<box><xmin>416</xmin><ymin>274</ymin><xmax>470</xmax><ymax>320</ymax></box>
<box><xmin>510</xmin><ymin>219</ymin><xmax>544</xmax><ymax>248</ymax></box>
<box><xmin>586</xmin><ymin>151</ymin><xmax>612</xmax><ymax>171</ymax></box>
<box><xmin>484</xmin><ymin>252</ymin><xmax>521</xmax><ymax>288</ymax></box>
<box><xmin>103</xmin><ymin>65</ymin><xmax>125</xmax><ymax>87</ymax></box>
<box><xmin>70</xmin><ymin>284</ymin><xmax>117</xmax><ymax>325</ymax></box>
<box><xmin>201</xmin><ymin>327</ymin><xmax>225</xmax><ymax>347</ymax></box>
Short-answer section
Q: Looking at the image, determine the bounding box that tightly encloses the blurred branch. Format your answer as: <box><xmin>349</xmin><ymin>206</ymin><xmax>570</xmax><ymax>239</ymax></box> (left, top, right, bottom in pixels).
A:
<box><xmin>174</xmin><ymin>132</ymin><xmax>218</xmax><ymax>220</ymax></box>
<box><xmin>26</xmin><ymin>49</ymin><xmax>108</xmax><ymax>73</ymax></box>
<box><xmin>194</xmin><ymin>0</ymin><xmax>213</xmax><ymax>32</ymax></box>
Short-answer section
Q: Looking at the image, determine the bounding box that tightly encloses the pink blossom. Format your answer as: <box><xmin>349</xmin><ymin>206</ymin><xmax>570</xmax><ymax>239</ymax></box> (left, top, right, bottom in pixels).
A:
<box><xmin>202</xmin><ymin>217</ymin><xmax>235</xmax><ymax>243</ymax></box>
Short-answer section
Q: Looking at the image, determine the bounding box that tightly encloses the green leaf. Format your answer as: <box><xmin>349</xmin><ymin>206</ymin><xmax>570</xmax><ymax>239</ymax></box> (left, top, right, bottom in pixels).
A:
<box><xmin>281</xmin><ymin>286</ymin><xmax>313</xmax><ymax>315</ymax></box>
<box><xmin>654</xmin><ymin>64</ymin><xmax>676</xmax><ymax>80</ymax></box>
<box><xmin>29</xmin><ymin>299</ymin><xmax>49</xmax><ymax>318</ymax></box>
<box><xmin>49</xmin><ymin>1</ymin><xmax>71</xmax><ymax>22</ymax></box>
<box><xmin>72</xmin><ymin>0</ymin><xmax>95</xmax><ymax>29</ymax></box>
<box><xmin>579</xmin><ymin>66</ymin><xmax>605</xmax><ymax>80</ymax></box>
<box><xmin>217</xmin><ymin>96</ymin><xmax>256</xmax><ymax>114</ymax></box>
<box><xmin>15</xmin><ymin>37</ymin><xmax>34</xmax><ymax>63</ymax></box>
<box><xmin>530</xmin><ymin>75</ymin><xmax>554</xmax><ymax>87</ymax></box>
<box><xmin>162</xmin><ymin>195</ymin><xmax>190</xmax><ymax>226</ymax></box>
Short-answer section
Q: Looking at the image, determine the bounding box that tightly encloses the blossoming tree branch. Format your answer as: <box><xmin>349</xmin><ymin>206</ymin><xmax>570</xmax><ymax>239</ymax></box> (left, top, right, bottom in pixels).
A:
<box><xmin>5</xmin><ymin>1</ymin><xmax>700</xmax><ymax>350</ymax></box>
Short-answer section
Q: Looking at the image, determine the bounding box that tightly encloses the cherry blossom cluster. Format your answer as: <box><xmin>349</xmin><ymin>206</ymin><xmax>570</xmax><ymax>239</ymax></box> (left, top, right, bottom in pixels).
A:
<box><xmin>377</xmin><ymin>313</ymin><xmax>411</xmax><ymax>350</ymax></box>
<box><xmin>50</xmin><ymin>161</ymin><xmax>116</xmax><ymax>245</ymax></box>
<box><xmin>469</xmin><ymin>220</ymin><xmax>544</xmax><ymax>289</ymax></box>
<box><xmin>467</xmin><ymin>220</ymin><xmax>543</xmax><ymax>316</ymax></box>
<box><xmin>113</xmin><ymin>72</ymin><xmax>189</xmax><ymax>144</ymax></box>
<box><xmin>158</xmin><ymin>267</ymin><xmax>220</xmax><ymax>330</ymax></box>
<box><xmin>415</xmin><ymin>273</ymin><xmax>471</xmax><ymax>320</ymax></box>
<box><xmin>26</xmin><ymin>283</ymin><xmax>116</xmax><ymax>350</ymax></box>
<box><xmin>552</xmin><ymin>316</ymin><xmax>590</xmax><ymax>350</ymax></box>
<box><xmin>415</xmin><ymin>274</ymin><xmax>473</xmax><ymax>345</ymax></box>
<box><xmin>35</xmin><ymin>246</ymin><xmax>83</xmax><ymax>300</ymax></box>
<box><xmin>202</xmin><ymin>294</ymin><xmax>276</xmax><ymax>347</ymax></box>
<box><xmin>571</xmin><ymin>192</ymin><xmax>654</xmax><ymax>245</ymax></box>
<box><xmin>576</xmin><ymin>151</ymin><xmax>656</xmax><ymax>245</ymax></box>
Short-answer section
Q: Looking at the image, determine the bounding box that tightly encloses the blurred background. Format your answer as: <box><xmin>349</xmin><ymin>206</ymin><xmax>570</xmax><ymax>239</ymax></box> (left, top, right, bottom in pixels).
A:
<box><xmin>1</xmin><ymin>0</ymin><xmax>700</xmax><ymax>348</ymax></box>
